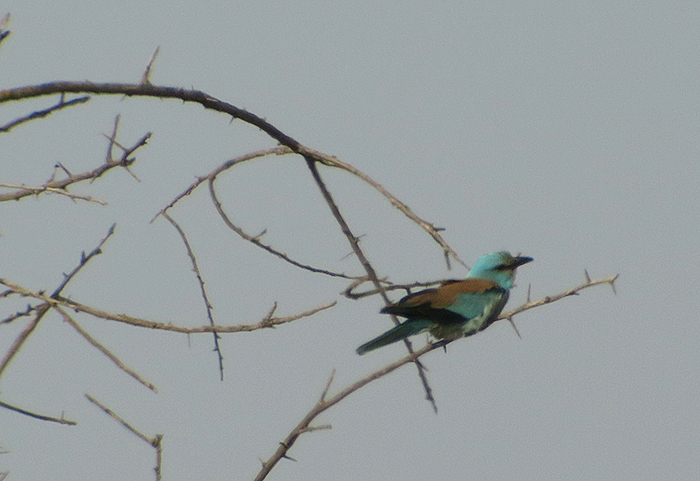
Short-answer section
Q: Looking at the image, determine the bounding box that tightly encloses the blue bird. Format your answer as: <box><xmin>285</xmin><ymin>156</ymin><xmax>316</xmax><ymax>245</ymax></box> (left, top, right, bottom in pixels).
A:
<box><xmin>356</xmin><ymin>251</ymin><xmax>533</xmax><ymax>355</ymax></box>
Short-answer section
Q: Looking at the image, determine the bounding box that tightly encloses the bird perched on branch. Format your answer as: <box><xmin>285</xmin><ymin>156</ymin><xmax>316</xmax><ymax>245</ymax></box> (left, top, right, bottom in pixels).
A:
<box><xmin>356</xmin><ymin>251</ymin><xmax>533</xmax><ymax>355</ymax></box>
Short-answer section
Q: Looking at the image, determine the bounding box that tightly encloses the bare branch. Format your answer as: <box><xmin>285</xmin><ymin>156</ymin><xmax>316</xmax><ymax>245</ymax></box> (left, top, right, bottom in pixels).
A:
<box><xmin>342</xmin><ymin>277</ymin><xmax>458</xmax><ymax>300</ymax></box>
<box><xmin>85</xmin><ymin>394</ymin><xmax>163</xmax><ymax>480</ymax></box>
<box><xmin>0</xmin><ymin>277</ymin><xmax>336</xmax><ymax>333</ymax></box>
<box><xmin>55</xmin><ymin>306</ymin><xmax>158</xmax><ymax>392</ymax></box>
<box><xmin>0</xmin><ymin>398</ymin><xmax>77</xmax><ymax>425</ymax></box>
<box><xmin>0</xmin><ymin>95</ymin><xmax>90</xmax><ymax>133</ymax></box>
<box><xmin>85</xmin><ymin>394</ymin><xmax>152</xmax><ymax>443</ymax></box>
<box><xmin>208</xmin><ymin>176</ymin><xmax>359</xmax><ymax>280</ymax></box>
<box><xmin>304</xmin><ymin>158</ymin><xmax>439</xmax><ymax>412</ymax></box>
<box><xmin>0</xmin><ymin>225</ymin><xmax>115</xmax><ymax>380</ymax></box>
<box><xmin>0</xmin><ymin>118</ymin><xmax>147</xmax><ymax>202</ymax></box>
<box><xmin>0</xmin><ymin>182</ymin><xmax>107</xmax><ymax>204</ymax></box>
<box><xmin>141</xmin><ymin>46</ymin><xmax>160</xmax><ymax>85</ymax></box>
<box><xmin>0</xmin><ymin>305</ymin><xmax>47</xmax><ymax>381</ymax></box>
<box><xmin>1</xmin><ymin>302</ymin><xmax>43</xmax><ymax>324</ymax></box>
<box><xmin>0</xmin><ymin>82</ymin><xmax>464</xmax><ymax>268</ymax></box>
<box><xmin>307</xmin><ymin>153</ymin><xmax>467</xmax><ymax>269</ymax></box>
<box><xmin>500</xmin><ymin>273</ymin><xmax>619</xmax><ymax>320</ymax></box>
<box><xmin>161</xmin><ymin>211</ymin><xmax>224</xmax><ymax>380</ymax></box>
<box><xmin>52</xmin><ymin>223</ymin><xmax>116</xmax><ymax>297</ymax></box>
<box><xmin>153</xmin><ymin>147</ymin><xmax>290</xmax><ymax>219</ymax></box>
<box><xmin>254</xmin><ymin>273</ymin><xmax>617</xmax><ymax>480</ymax></box>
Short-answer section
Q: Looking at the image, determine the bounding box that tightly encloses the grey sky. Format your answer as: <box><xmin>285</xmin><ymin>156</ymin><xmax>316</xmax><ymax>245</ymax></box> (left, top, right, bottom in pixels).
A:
<box><xmin>1</xmin><ymin>1</ymin><xmax>699</xmax><ymax>480</ymax></box>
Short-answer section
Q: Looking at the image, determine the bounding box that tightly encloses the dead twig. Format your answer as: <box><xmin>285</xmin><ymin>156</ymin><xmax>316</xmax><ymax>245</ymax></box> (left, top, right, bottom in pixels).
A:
<box><xmin>85</xmin><ymin>394</ymin><xmax>163</xmax><ymax>481</ymax></box>
<box><xmin>161</xmin><ymin>211</ymin><xmax>224</xmax><ymax>380</ymax></box>
<box><xmin>55</xmin><ymin>306</ymin><xmax>158</xmax><ymax>392</ymax></box>
<box><xmin>0</xmin><ymin>398</ymin><xmax>77</xmax><ymax>425</ymax></box>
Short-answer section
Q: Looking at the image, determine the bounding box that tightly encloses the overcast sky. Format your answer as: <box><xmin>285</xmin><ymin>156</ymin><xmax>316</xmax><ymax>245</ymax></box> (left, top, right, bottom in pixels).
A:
<box><xmin>1</xmin><ymin>1</ymin><xmax>699</xmax><ymax>480</ymax></box>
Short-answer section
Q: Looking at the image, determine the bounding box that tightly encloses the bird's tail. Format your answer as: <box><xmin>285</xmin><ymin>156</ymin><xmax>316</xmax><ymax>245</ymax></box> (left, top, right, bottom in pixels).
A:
<box><xmin>356</xmin><ymin>319</ymin><xmax>432</xmax><ymax>355</ymax></box>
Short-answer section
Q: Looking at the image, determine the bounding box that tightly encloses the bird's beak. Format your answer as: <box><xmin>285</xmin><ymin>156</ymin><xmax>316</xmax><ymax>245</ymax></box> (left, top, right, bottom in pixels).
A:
<box><xmin>511</xmin><ymin>256</ymin><xmax>533</xmax><ymax>268</ymax></box>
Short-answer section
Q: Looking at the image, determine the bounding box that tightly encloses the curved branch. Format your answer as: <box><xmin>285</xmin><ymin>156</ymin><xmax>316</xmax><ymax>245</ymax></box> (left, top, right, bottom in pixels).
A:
<box><xmin>1</xmin><ymin>82</ymin><xmax>463</xmax><ymax>268</ymax></box>
<box><xmin>208</xmin><ymin>174</ymin><xmax>359</xmax><ymax>280</ymax></box>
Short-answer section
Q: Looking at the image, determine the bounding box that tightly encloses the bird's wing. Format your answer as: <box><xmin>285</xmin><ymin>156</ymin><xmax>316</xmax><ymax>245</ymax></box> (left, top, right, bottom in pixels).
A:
<box><xmin>381</xmin><ymin>279</ymin><xmax>503</xmax><ymax>325</ymax></box>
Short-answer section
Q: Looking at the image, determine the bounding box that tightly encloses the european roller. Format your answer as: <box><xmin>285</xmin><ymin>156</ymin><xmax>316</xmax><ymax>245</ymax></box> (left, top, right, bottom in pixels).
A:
<box><xmin>356</xmin><ymin>251</ymin><xmax>533</xmax><ymax>355</ymax></box>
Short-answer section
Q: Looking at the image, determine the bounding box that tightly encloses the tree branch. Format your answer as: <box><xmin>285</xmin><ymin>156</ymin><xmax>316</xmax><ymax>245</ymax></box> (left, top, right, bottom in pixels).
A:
<box><xmin>254</xmin><ymin>272</ymin><xmax>617</xmax><ymax>480</ymax></box>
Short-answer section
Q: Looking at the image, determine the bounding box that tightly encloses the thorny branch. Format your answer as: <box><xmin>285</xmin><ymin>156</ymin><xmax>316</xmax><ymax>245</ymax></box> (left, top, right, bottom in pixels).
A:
<box><xmin>304</xmin><ymin>158</ymin><xmax>439</xmax><ymax>412</ymax></box>
<box><xmin>0</xmin><ymin>225</ymin><xmax>117</xmax><ymax>381</ymax></box>
<box><xmin>0</xmin><ymin>118</ymin><xmax>148</xmax><ymax>203</ymax></box>
<box><xmin>161</xmin><ymin>211</ymin><xmax>225</xmax><ymax>380</ymax></box>
<box><xmin>0</xmin><ymin>277</ymin><xmax>336</xmax><ymax>334</ymax></box>
<box><xmin>207</xmin><ymin>175</ymin><xmax>359</xmax><ymax>280</ymax></box>
<box><xmin>0</xmin><ymin>82</ymin><xmax>459</xmax><ymax>267</ymax></box>
<box><xmin>0</xmin><ymin>95</ymin><xmax>90</xmax><ymax>133</ymax></box>
<box><xmin>254</xmin><ymin>273</ymin><xmax>618</xmax><ymax>481</ymax></box>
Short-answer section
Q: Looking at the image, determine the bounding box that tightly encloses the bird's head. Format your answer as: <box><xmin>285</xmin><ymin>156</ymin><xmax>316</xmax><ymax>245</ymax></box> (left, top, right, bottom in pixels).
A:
<box><xmin>467</xmin><ymin>251</ymin><xmax>533</xmax><ymax>289</ymax></box>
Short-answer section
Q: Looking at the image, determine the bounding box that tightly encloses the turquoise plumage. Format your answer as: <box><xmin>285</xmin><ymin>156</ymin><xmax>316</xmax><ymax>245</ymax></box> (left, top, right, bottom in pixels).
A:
<box><xmin>356</xmin><ymin>251</ymin><xmax>532</xmax><ymax>355</ymax></box>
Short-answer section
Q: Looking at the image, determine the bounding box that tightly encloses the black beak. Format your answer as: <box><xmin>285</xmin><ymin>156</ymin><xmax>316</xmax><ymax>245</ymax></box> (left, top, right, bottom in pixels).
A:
<box><xmin>511</xmin><ymin>256</ymin><xmax>533</xmax><ymax>268</ymax></box>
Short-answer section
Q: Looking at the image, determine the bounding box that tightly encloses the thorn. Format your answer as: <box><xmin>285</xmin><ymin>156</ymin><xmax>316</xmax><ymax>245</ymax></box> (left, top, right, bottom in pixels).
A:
<box><xmin>507</xmin><ymin>317</ymin><xmax>522</xmax><ymax>339</ymax></box>
<box><xmin>282</xmin><ymin>454</ymin><xmax>297</xmax><ymax>462</ymax></box>
<box><xmin>610</xmin><ymin>274</ymin><xmax>619</xmax><ymax>295</ymax></box>
<box><xmin>252</xmin><ymin>228</ymin><xmax>267</xmax><ymax>240</ymax></box>
<box><xmin>527</xmin><ymin>283</ymin><xmax>532</xmax><ymax>303</ymax></box>
<box><xmin>584</xmin><ymin>269</ymin><xmax>591</xmax><ymax>282</ymax></box>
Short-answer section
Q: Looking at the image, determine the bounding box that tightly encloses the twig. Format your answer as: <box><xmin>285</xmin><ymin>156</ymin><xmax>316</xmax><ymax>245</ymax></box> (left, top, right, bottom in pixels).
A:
<box><xmin>310</xmin><ymin>153</ymin><xmax>467</xmax><ymax>269</ymax></box>
<box><xmin>0</xmin><ymin>306</ymin><xmax>47</xmax><ymax>380</ymax></box>
<box><xmin>0</xmin><ymin>398</ymin><xmax>77</xmax><ymax>425</ymax></box>
<box><xmin>141</xmin><ymin>46</ymin><xmax>160</xmax><ymax>85</ymax></box>
<box><xmin>254</xmin><ymin>273</ymin><xmax>618</xmax><ymax>480</ymax></box>
<box><xmin>255</xmin><ymin>341</ymin><xmax>441</xmax><ymax>481</ymax></box>
<box><xmin>52</xmin><ymin>223</ymin><xmax>116</xmax><ymax>296</ymax></box>
<box><xmin>304</xmin><ymin>158</ymin><xmax>439</xmax><ymax>412</ymax></box>
<box><xmin>0</xmin><ymin>96</ymin><xmax>90</xmax><ymax>133</ymax></box>
<box><xmin>0</xmin><ymin>117</ymin><xmax>147</xmax><ymax>202</ymax></box>
<box><xmin>55</xmin><ymin>306</ymin><xmax>158</xmax><ymax>392</ymax></box>
<box><xmin>0</xmin><ymin>277</ymin><xmax>336</xmax><ymax>333</ymax></box>
<box><xmin>152</xmin><ymin>147</ymin><xmax>290</xmax><ymax>220</ymax></box>
<box><xmin>1</xmin><ymin>302</ymin><xmax>42</xmax><ymax>324</ymax></box>
<box><xmin>0</xmin><ymin>13</ymin><xmax>10</xmax><ymax>48</ymax></box>
<box><xmin>208</xmin><ymin>177</ymin><xmax>359</xmax><ymax>280</ymax></box>
<box><xmin>342</xmin><ymin>278</ymin><xmax>458</xmax><ymax>300</ymax></box>
<box><xmin>0</xmin><ymin>225</ymin><xmax>116</xmax><ymax>380</ymax></box>
<box><xmin>161</xmin><ymin>211</ymin><xmax>224</xmax><ymax>380</ymax></box>
<box><xmin>85</xmin><ymin>394</ymin><xmax>163</xmax><ymax>480</ymax></box>
<box><xmin>0</xmin><ymin>182</ymin><xmax>107</xmax><ymax>205</ymax></box>
<box><xmin>500</xmin><ymin>273</ymin><xmax>619</xmax><ymax>319</ymax></box>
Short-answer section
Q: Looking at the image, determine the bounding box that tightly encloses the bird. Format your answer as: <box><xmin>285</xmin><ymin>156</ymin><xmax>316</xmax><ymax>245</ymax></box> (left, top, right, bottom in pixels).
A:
<box><xmin>356</xmin><ymin>251</ymin><xmax>533</xmax><ymax>355</ymax></box>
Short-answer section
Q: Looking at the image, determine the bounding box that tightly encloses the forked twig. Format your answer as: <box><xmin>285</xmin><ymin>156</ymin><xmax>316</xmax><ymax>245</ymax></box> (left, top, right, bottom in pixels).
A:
<box><xmin>0</xmin><ymin>225</ymin><xmax>116</xmax><ymax>381</ymax></box>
